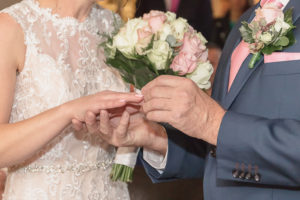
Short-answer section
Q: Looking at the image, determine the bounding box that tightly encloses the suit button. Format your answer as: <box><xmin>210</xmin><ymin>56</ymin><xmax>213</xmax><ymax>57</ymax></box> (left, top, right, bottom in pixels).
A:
<box><xmin>254</xmin><ymin>173</ymin><xmax>261</xmax><ymax>182</ymax></box>
<box><xmin>209</xmin><ymin>147</ymin><xmax>216</xmax><ymax>158</ymax></box>
<box><xmin>245</xmin><ymin>172</ymin><xmax>252</xmax><ymax>180</ymax></box>
<box><xmin>232</xmin><ymin>169</ymin><xmax>240</xmax><ymax>178</ymax></box>
<box><xmin>239</xmin><ymin>172</ymin><xmax>246</xmax><ymax>179</ymax></box>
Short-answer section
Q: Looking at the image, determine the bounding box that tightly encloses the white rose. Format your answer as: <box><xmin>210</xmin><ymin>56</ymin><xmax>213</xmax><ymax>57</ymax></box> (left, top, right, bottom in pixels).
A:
<box><xmin>147</xmin><ymin>40</ymin><xmax>172</xmax><ymax>70</ymax></box>
<box><xmin>113</xmin><ymin>18</ymin><xmax>148</xmax><ymax>58</ymax></box>
<box><xmin>165</xmin><ymin>11</ymin><xmax>177</xmax><ymax>22</ymax></box>
<box><xmin>106</xmin><ymin>43</ymin><xmax>117</xmax><ymax>58</ymax></box>
<box><xmin>196</xmin><ymin>32</ymin><xmax>208</xmax><ymax>44</ymax></box>
<box><xmin>186</xmin><ymin>61</ymin><xmax>213</xmax><ymax>90</ymax></box>
<box><xmin>171</xmin><ymin>17</ymin><xmax>189</xmax><ymax>40</ymax></box>
<box><xmin>274</xmin><ymin>17</ymin><xmax>290</xmax><ymax>33</ymax></box>
<box><xmin>260</xmin><ymin>32</ymin><xmax>273</xmax><ymax>43</ymax></box>
<box><xmin>158</xmin><ymin>23</ymin><xmax>173</xmax><ymax>41</ymax></box>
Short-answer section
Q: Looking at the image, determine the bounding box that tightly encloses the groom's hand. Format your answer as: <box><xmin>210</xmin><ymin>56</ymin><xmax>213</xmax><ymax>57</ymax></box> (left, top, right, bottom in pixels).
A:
<box><xmin>142</xmin><ymin>75</ymin><xmax>226</xmax><ymax>146</ymax></box>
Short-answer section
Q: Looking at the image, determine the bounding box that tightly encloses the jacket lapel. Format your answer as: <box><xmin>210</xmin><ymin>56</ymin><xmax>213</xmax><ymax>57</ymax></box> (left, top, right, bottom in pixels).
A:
<box><xmin>212</xmin><ymin>4</ymin><xmax>259</xmax><ymax>106</ymax></box>
<box><xmin>222</xmin><ymin>0</ymin><xmax>300</xmax><ymax>109</ymax></box>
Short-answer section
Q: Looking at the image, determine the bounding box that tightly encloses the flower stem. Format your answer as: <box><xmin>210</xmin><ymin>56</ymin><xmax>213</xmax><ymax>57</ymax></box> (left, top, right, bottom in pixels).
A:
<box><xmin>248</xmin><ymin>52</ymin><xmax>262</xmax><ymax>69</ymax></box>
<box><xmin>110</xmin><ymin>164</ymin><xmax>134</xmax><ymax>182</ymax></box>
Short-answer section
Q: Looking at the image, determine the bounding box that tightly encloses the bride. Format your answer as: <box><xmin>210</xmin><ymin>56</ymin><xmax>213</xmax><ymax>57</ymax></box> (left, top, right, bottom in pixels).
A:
<box><xmin>0</xmin><ymin>0</ymin><xmax>144</xmax><ymax>199</ymax></box>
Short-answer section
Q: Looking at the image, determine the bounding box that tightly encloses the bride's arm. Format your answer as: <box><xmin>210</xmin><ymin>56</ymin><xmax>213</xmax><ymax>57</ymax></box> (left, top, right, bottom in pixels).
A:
<box><xmin>0</xmin><ymin>14</ymin><xmax>143</xmax><ymax>168</ymax></box>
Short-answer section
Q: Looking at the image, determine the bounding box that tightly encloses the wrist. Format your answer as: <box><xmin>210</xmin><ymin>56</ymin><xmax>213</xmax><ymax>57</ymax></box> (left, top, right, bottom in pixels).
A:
<box><xmin>59</xmin><ymin>101</ymin><xmax>76</xmax><ymax>122</ymax></box>
<box><xmin>145</xmin><ymin>123</ymin><xmax>168</xmax><ymax>156</ymax></box>
<box><xmin>206</xmin><ymin>108</ymin><xmax>226</xmax><ymax>146</ymax></box>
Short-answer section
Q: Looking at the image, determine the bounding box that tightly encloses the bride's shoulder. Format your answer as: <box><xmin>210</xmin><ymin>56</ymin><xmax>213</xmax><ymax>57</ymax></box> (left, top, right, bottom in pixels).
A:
<box><xmin>0</xmin><ymin>13</ymin><xmax>25</xmax><ymax>71</ymax></box>
<box><xmin>0</xmin><ymin>0</ymin><xmax>27</xmax><ymax>39</ymax></box>
<box><xmin>0</xmin><ymin>13</ymin><xmax>24</xmax><ymax>40</ymax></box>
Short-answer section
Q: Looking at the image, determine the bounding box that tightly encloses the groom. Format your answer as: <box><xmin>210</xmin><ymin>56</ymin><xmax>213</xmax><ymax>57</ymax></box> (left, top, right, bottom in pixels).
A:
<box><xmin>138</xmin><ymin>0</ymin><xmax>300</xmax><ymax>199</ymax></box>
<box><xmin>76</xmin><ymin>0</ymin><xmax>300</xmax><ymax>199</ymax></box>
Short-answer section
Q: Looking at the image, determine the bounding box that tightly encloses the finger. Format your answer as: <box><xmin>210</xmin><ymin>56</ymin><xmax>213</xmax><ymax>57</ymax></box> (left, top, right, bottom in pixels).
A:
<box><xmin>125</xmin><ymin>104</ymin><xmax>141</xmax><ymax>114</ymax></box>
<box><xmin>116</xmin><ymin>111</ymin><xmax>130</xmax><ymax>139</ymax></box>
<box><xmin>97</xmin><ymin>94</ymin><xmax>143</xmax><ymax>110</ymax></box>
<box><xmin>146</xmin><ymin>111</ymin><xmax>172</xmax><ymax>123</ymax></box>
<box><xmin>96</xmin><ymin>99</ymin><xmax>127</xmax><ymax>110</ymax></box>
<box><xmin>85</xmin><ymin>111</ymin><xmax>99</xmax><ymax>134</ymax></box>
<box><xmin>102</xmin><ymin>92</ymin><xmax>144</xmax><ymax>103</ymax></box>
<box><xmin>143</xmin><ymin>86</ymin><xmax>174</xmax><ymax>101</ymax></box>
<box><xmin>142</xmin><ymin>98</ymin><xmax>173</xmax><ymax>113</ymax></box>
<box><xmin>99</xmin><ymin>110</ymin><xmax>113</xmax><ymax>136</ymax></box>
<box><xmin>142</xmin><ymin>75</ymin><xmax>182</xmax><ymax>95</ymax></box>
<box><xmin>72</xmin><ymin>119</ymin><xmax>84</xmax><ymax>131</ymax></box>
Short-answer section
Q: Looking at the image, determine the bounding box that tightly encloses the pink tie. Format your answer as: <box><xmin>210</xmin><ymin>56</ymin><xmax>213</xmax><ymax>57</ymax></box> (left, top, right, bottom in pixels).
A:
<box><xmin>228</xmin><ymin>0</ymin><xmax>274</xmax><ymax>91</ymax></box>
<box><xmin>228</xmin><ymin>41</ymin><xmax>250</xmax><ymax>90</ymax></box>
<box><xmin>170</xmin><ymin>0</ymin><xmax>180</xmax><ymax>13</ymax></box>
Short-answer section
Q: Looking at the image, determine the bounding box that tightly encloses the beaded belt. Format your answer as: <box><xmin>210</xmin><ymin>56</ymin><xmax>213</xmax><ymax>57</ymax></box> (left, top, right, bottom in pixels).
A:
<box><xmin>11</xmin><ymin>161</ymin><xmax>113</xmax><ymax>175</ymax></box>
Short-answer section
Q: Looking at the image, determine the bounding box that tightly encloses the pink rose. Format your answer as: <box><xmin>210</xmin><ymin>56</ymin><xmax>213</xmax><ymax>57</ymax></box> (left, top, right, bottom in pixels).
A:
<box><xmin>136</xmin><ymin>26</ymin><xmax>153</xmax><ymax>55</ymax></box>
<box><xmin>170</xmin><ymin>52</ymin><xmax>198</xmax><ymax>75</ymax></box>
<box><xmin>181</xmin><ymin>32</ymin><xmax>207</xmax><ymax>61</ymax></box>
<box><xmin>198</xmin><ymin>50</ymin><xmax>208</xmax><ymax>63</ymax></box>
<box><xmin>137</xmin><ymin>26</ymin><xmax>152</xmax><ymax>40</ymax></box>
<box><xmin>263</xmin><ymin>0</ymin><xmax>284</xmax><ymax>9</ymax></box>
<box><xmin>143</xmin><ymin>10</ymin><xmax>167</xmax><ymax>33</ymax></box>
<box><xmin>255</xmin><ymin>0</ymin><xmax>284</xmax><ymax>24</ymax></box>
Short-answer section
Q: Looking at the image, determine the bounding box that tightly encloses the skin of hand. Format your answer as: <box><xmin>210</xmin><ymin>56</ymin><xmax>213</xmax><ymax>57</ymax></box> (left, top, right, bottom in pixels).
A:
<box><xmin>72</xmin><ymin>104</ymin><xmax>168</xmax><ymax>155</ymax></box>
<box><xmin>141</xmin><ymin>75</ymin><xmax>226</xmax><ymax>146</ymax></box>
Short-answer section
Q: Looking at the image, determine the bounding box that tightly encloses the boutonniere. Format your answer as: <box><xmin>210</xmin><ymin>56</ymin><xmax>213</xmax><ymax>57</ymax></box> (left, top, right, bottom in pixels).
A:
<box><xmin>239</xmin><ymin>0</ymin><xmax>296</xmax><ymax>68</ymax></box>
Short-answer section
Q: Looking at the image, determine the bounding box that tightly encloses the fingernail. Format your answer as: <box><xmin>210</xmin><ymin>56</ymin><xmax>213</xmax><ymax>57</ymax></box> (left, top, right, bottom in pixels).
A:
<box><xmin>120</xmin><ymin>99</ymin><xmax>126</xmax><ymax>102</ymax></box>
<box><xmin>135</xmin><ymin>94</ymin><xmax>144</xmax><ymax>98</ymax></box>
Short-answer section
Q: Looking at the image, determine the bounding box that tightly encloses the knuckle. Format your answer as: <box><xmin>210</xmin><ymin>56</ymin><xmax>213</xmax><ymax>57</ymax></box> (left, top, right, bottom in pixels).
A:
<box><xmin>178</xmin><ymin>90</ymin><xmax>189</xmax><ymax>99</ymax></box>
<box><xmin>149</xmin><ymin>89</ymin><xmax>156</xmax><ymax>98</ymax></box>
<box><xmin>173</xmin><ymin>113</ymin><xmax>182</xmax><ymax>120</ymax></box>
<box><xmin>113</xmin><ymin>138</ymin><xmax>123</xmax><ymax>147</ymax></box>
<box><xmin>146</xmin><ymin>113</ymin><xmax>154</xmax><ymax>120</ymax></box>
<box><xmin>185</xmin><ymin>78</ymin><xmax>194</xmax><ymax>86</ymax></box>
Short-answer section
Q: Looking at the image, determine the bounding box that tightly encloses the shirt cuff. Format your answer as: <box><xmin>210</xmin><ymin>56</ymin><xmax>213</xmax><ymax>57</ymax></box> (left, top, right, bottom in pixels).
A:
<box><xmin>143</xmin><ymin>148</ymin><xmax>168</xmax><ymax>172</ymax></box>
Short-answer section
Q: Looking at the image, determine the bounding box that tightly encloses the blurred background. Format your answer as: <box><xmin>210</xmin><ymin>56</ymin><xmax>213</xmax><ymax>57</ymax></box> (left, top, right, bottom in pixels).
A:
<box><xmin>0</xmin><ymin>0</ymin><xmax>260</xmax><ymax>199</ymax></box>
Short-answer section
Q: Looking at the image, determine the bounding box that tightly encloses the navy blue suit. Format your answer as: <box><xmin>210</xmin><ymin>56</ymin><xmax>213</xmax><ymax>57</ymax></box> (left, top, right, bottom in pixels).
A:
<box><xmin>140</xmin><ymin>1</ymin><xmax>300</xmax><ymax>199</ymax></box>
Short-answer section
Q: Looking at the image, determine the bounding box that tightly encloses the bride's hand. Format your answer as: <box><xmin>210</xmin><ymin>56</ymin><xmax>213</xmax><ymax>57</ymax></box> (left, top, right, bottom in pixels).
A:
<box><xmin>65</xmin><ymin>91</ymin><xmax>143</xmax><ymax>122</ymax></box>
<box><xmin>73</xmin><ymin>106</ymin><xmax>168</xmax><ymax>155</ymax></box>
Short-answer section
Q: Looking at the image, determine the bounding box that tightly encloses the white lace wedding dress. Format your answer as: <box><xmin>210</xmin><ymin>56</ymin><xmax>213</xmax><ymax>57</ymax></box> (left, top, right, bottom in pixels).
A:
<box><xmin>1</xmin><ymin>0</ymin><xmax>130</xmax><ymax>199</ymax></box>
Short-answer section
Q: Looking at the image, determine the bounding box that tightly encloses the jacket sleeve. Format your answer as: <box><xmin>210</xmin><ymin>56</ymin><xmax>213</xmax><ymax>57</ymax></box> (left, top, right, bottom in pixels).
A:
<box><xmin>216</xmin><ymin>111</ymin><xmax>300</xmax><ymax>186</ymax></box>
<box><xmin>139</xmin><ymin>124</ymin><xmax>206</xmax><ymax>183</ymax></box>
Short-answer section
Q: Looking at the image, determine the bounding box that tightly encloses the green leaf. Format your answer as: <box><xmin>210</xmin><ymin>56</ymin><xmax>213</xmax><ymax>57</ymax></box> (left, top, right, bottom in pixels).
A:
<box><xmin>133</xmin><ymin>67</ymin><xmax>158</xmax><ymax>89</ymax></box>
<box><xmin>239</xmin><ymin>22</ymin><xmax>254</xmax><ymax>43</ymax></box>
<box><xmin>284</xmin><ymin>8</ymin><xmax>294</xmax><ymax>25</ymax></box>
<box><xmin>166</xmin><ymin>35</ymin><xmax>182</xmax><ymax>48</ymax></box>
<box><xmin>274</xmin><ymin>36</ymin><xmax>289</xmax><ymax>47</ymax></box>
<box><xmin>166</xmin><ymin>35</ymin><xmax>177</xmax><ymax>46</ymax></box>
<box><xmin>262</xmin><ymin>45</ymin><xmax>283</xmax><ymax>55</ymax></box>
<box><xmin>286</xmin><ymin>29</ymin><xmax>296</xmax><ymax>47</ymax></box>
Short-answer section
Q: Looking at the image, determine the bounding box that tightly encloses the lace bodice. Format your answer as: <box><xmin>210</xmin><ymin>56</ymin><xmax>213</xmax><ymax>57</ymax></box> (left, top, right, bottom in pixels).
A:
<box><xmin>1</xmin><ymin>0</ymin><xmax>130</xmax><ymax>199</ymax></box>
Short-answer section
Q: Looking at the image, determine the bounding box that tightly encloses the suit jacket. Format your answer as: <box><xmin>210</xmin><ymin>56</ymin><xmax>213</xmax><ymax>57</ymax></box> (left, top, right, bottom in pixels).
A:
<box><xmin>135</xmin><ymin>0</ymin><xmax>213</xmax><ymax>40</ymax></box>
<box><xmin>140</xmin><ymin>0</ymin><xmax>300</xmax><ymax>199</ymax></box>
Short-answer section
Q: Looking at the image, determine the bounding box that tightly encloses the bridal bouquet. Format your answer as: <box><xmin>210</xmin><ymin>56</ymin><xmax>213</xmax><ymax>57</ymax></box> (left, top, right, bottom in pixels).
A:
<box><xmin>101</xmin><ymin>10</ymin><xmax>213</xmax><ymax>182</ymax></box>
